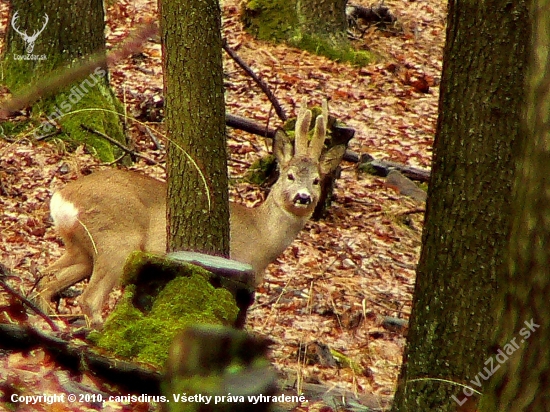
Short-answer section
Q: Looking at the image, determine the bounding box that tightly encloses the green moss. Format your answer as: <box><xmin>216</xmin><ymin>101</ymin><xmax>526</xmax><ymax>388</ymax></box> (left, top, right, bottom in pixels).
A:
<box><xmin>244</xmin><ymin>154</ymin><xmax>276</xmax><ymax>185</ymax></box>
<box><xmin>33</xmin><ymin>80</ymin><xmax>126</xmax><ymax>162</ymax></box>
<box><xmin>290</xmin><ymin>33</ymin><xmax>373</xmax><ymax>66</ymax></box>
<box><xmin>89</xmin><ymin>271</ymin><xmax>239</xmax><ymax>368</ymax></box>
<box><xmin>1</xmin><ymin>50</ymin><xmax>63</xmax><ymax>93</ymax></box>
<box><xmin>242</xmin><ymin>0</ymin><xmax>298</xmax><ymax>42</ymax></box>
<box><xmin>1</xmin><ymin>52</ymin><xmax>126</xmax><ymax>162</ymax></box>
<box><xmin>357</xmin><ymin>161</ymin><xmax>378</xmax><ymax>175</ymax></box>
<box><xmin>330</xmin><ymin>348</ymin><xmax>365</xmax><ymax>375</ymax></box>
<box><xmin>0</xmin><ymin>119</ymin><xmax>35</xmax><ymax>137</ymax></box>
<box><xmin>242</xmin><ymin>0</ymin><xmax>373</xmax><ymax>66</ymax></box>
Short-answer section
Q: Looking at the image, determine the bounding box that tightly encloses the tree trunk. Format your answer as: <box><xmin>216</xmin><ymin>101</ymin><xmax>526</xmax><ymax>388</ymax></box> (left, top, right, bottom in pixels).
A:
<box><xmin>160</xmin><ymin>0</ymin><xmax>230</xmax><ymax>256</ymax></box>
<box><xmin>297</xmin><ymin>0</ymin><xmax>348</xmax><ymax>43</ymax></box>
<box><xmin>2</xmin><ymin>0</ymin><xmax>126</xmax><ymax>162</ymax></box>
<box><xmin>242</xmin><ymin>0</ymin><xmax>370</xmax><ymax>65</ymax></box>
<box><xmin>391</xmin><ymin>1</ymin><xmax>528</xmax><ymax>410</ymax></box>
<box><xmin>478</xmin><ymin>1</ymin><xmax>550</xmax><ymax>409</ymax></box>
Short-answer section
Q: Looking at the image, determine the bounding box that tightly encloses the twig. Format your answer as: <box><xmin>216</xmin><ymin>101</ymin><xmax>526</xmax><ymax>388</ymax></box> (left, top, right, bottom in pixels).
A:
<box><xmin>0</xmin><ymin>322</ymin><xmax>161</xmax><ymax>394</ymax></box>
<box><xmin>395</xmin><ymin>208</ymin><xmax>425</xmax><ymax>216</ymax></box>
<box><xmin>34</xmin><ymin>128</ymin><xmax>62</xmax><ymax>141</ymax></box>
<box><xmin>222</xmin><ymin>38</ymin><xmax>287</xmax><ymax>121</ymax></box>
<box><xmin>144</xmin><ymin>124</ymin><xmax>164</xmax><ymax>150</ymax></box>
<box><xmin>367</xmin><ymin>298</ymin><xmax>409</xmax><ymax>316</ymax></box>
<box><xmin>0</xmin><ymin>269</ymin><xmax>59</xmax><ymax>332</ymax></box>
<box><xmin>105</xmin><ymin>153</ymin><xmax>127</xmax><ymax>166</ymax></box>
<box><xmin>79</xmin><ymin>124</ymin><xmax>162</xmax><ymax>167</ymax></box>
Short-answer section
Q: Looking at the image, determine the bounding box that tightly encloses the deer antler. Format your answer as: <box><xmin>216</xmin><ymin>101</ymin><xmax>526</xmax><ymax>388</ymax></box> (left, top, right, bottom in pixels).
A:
<box><xmin>11</xmin><ymin>12</ymin><xmax>49</xmax><ymax>54</ymax></box>
<box><xmin>11</xmin><ymin>12</ymin><xmax>26</xmax><ymax>38</ymax></box>
<box><xmin>309</xmin><ymin>118</ymin><xmax>326</xmax><ymax>160</ymax></box>
<box><xmin>307</xmin><ymin>99</ymin><xmax>328</xmax><ymax>160</ymax></box>
<box><xmin>293</xmin><ymin>98</ymin><xmax>328</xmax><ymax>160</ymax></box>
<box><xmin>294</xmin><ymin>97</ymin><xmax>312</xmax><ymax>157</ymax></box>
<box><xmin>32</xmin><ymin>14</ymin><xmax>49</xmax><ymax>40</ymax></box>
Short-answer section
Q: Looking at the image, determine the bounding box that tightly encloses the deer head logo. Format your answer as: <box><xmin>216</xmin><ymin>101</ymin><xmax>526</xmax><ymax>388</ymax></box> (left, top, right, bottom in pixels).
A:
<box><xmin>11</xmin><ymin>12</ymin><xmax>49</xmax><ymax>54</ymax></box>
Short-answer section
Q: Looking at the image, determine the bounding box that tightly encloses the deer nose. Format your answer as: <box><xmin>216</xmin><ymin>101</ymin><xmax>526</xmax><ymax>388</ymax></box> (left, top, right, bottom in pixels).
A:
<box><xmin>294</xmin><ymin>192</ymin><xmax>312</xmax><ymax>205</ymax></box>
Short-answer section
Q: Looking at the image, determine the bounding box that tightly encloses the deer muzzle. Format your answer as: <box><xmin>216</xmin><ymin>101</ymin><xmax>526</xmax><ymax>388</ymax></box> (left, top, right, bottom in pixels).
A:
<box><xmin>293</xmin><ymin>192</ymin><xmax>312</xmax><ymax>206</ymax></box>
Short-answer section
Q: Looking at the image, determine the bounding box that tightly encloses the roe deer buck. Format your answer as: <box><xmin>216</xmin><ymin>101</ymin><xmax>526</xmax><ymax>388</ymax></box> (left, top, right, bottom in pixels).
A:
<box><xmin>38</xmin><ymin>99</ymin><xmax>340</xmax><ymax>327</ymax></box>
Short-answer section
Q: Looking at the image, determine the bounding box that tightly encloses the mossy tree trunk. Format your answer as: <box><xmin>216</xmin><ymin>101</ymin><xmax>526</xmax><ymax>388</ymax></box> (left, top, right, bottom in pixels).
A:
<box><xmin>478</xmin><ymin>1</ymin><xmax>550</xmax><ymax>409</ymax></box>
<box><xmin>2</xmin><ymin>0</ymin><xmax>126</xmax><ymax>162</ymax></box>
<box><xmin>297</xmin><ymin>0</ymin><xmax>348</xmax><ymax>43</ymax></box>
<box><xmin>160</xmin><ymin>0</ymin><xmax>230</xmax><ymax>256</ymax></box>
<box><xmin>391</xmin><ymin>1</ymin><xmax>528</xmax><ymax>411</ymax></box>
<box><xmin>242</xmin><ymin>0</ymin><xmax>370</xmax><ymax>65</ymax></box>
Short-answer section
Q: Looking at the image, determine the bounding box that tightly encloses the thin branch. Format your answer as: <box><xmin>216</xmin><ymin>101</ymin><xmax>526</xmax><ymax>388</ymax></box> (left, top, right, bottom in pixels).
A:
<box><xmin>79</xmin><ymin>124</ymin><xmax>162</xmax><ymax>167</ymax></box>
<box><xmin>222</xmin><ymin>38</ymin><xmax>287</xmax><ymax>121</ymax></box>
<box><xmin>0</xmin><ymin>270</ymin><xmax>59</xmax><ymax>332</ymax></box>
<box><xmin>143</xmin><ymin>124</ymin><xmax>164</xmax><ymax>150</ymax></box>
<box><xmin>395</xmin><ymin>207</ymin><xmax>426</xmax><ymax>216</ymax></box>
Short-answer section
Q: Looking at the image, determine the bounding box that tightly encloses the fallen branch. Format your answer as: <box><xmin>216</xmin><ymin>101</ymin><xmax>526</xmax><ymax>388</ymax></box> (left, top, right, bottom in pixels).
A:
<box><xmin>226</xmin><ymin>113</ymin><xmax>276</xmax><ymax>138</ymax></box>
<box><xmin>80</xmin><ymin>124</ymin><xmax>161</xmax><ymax>167</ymax></box>
<box><xmin>225</xmin><ymin>113</ymin><xmax>430</xmax><ymax>182</ymax></box>
<box><xmin>278</xmin><ymin>369</ymin><xmax>390</xmax><ymax>411</ymax></box>
<box><xmin>347</xmin><ymin>3</ymin><xmax>397</xmax><ymax>28</ymax></box>
<box><xmin>222</xmin><ymin>39</ymin><xmax>287</xmax><ymax>122</ymax></box>
<box><xmin>357</xmin><ymin>153</ymin><xmax>431</xmax><ymax>182</ymax></box>
<box><xmin>0</xmin><ymin>266</ymin><xmax>59</xmax><ymax>332</ymax></box>
<box><xmin>0</xmin><ymin>322</ymin><xmax>162</xmax><ymax>394</ymax></box>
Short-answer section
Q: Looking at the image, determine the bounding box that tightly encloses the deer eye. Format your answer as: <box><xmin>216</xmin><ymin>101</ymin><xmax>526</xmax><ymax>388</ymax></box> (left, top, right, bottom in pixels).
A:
<box><xmin>287</xmin><ymin>173</ymin><xmax>295</xmax><ymax>181</ymax></box>
<box><xmin>313</xmin><ymin>177</ymin><xmax>320</xmax><ymax>185</ymax></box>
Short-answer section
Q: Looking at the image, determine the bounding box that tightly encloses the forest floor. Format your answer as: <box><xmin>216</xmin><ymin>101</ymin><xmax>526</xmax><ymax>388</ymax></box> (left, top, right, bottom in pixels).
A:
<box><xmin>0</xmin><ymin>0</ymin><xmax>445</xmax><ymax>410</ymax></box>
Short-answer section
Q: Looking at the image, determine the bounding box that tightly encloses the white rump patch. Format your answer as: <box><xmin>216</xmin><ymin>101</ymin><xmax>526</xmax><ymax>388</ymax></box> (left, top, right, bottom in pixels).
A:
<box><xmin>50</xmin><ymin>192</ymin><xmax>79</xmax><ymax>232</ymax></box>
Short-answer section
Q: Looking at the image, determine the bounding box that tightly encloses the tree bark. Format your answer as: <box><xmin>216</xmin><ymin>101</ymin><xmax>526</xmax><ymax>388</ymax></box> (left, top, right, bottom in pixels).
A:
<box><xmin>391</xmin><ymin>0</ymin><xmax>528</xmax><ymax>410</ymax></box>
<box><xmin>241</xmin><ymin>0</ymin><xmax>370</xmax><ymax>65</ymax></box>
<box><xmin>160</xmin><ymin>0</ymin><xmax>230</xmax><ymax>256</ymax></box>
<box><xmin>297</xmin><ymin>0</ymin><xmax>348</xmax><ymax>42</ymax></box>
<box><xmin>2</xmin><ymin>0</ymin><xmax>126</xmax><ymax>162</ymax></box>
<box><xmin>478</xmin><ymin>0</ymin><xmax>550</xmax><ymax>409</ymax></box>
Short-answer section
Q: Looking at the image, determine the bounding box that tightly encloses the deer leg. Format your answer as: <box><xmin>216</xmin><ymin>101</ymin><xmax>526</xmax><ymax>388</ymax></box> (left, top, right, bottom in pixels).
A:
<box><xmin>79</xmin><ymin>251</ymin><xmax>132</xmax><ymax>328</ymax></box>
<box><xmin>36</xmin><ymin>251</ymin><xmax>93</xmax><ymax>314</ymax></box>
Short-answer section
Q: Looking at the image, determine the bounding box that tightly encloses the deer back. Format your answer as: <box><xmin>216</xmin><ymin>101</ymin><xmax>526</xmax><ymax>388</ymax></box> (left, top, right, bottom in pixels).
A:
<box><xmin>50</xmin><ymin>170</ymin><xmax>167</xmax><ymax>258</ymax></box>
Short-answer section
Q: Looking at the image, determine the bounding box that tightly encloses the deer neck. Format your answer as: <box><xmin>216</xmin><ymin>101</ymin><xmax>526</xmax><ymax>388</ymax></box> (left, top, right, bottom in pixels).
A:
<box><xmin>229</xmin><ymin>192</ymin><xmax>311</xmax><ymax>280</ymax></box>
<box><xmin>255</xmin><ymin>192</ymin><xmax>310</xmax><ymax>258</ymax></box>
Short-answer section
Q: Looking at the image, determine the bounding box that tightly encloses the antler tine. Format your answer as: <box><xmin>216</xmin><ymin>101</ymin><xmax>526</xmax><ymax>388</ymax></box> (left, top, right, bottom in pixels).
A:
<box><xmin>308</xmin><ymin>99</ymin><xmax>328</xmax><ymax>160</ymax></box>
<box><xmin>294</xmin><ymin>100</ymin><xmax>312</xmax><ymax>156</ymax></box>
<box><xmin>321</xmin><ymin>99</ymin><xmax>328</xmax><ymax>130</ymax></box>
<box><xmin>11</xmin><ymin>12</ymin><xmax>24</xmax><ymax>37</ymax></box>
<box><xmin>309</xmin><ymin>114</ymin><xmax>326</xmax><ymax>160</ymax></box>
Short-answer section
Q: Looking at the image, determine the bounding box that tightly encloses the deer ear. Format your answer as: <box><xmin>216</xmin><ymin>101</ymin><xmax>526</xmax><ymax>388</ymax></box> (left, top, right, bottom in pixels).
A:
<box><xmin>319</xmin><ymin>145</ymin><xmax>345</xmax><ymax>175</ymax></box>
<box><xmin>273</xmin><ymin>128</ymin><xmax>293</xmax><ymax>167</ymax></box>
